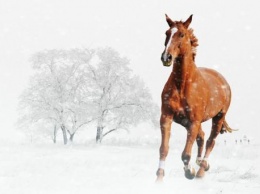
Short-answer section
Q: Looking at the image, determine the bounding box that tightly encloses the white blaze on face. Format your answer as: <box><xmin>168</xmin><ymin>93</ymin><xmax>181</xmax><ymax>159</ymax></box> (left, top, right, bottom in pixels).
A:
<box><xmin>163</xmin><ymin>27</ymin><xmax>177</xmax><ymax>61</ymax></box>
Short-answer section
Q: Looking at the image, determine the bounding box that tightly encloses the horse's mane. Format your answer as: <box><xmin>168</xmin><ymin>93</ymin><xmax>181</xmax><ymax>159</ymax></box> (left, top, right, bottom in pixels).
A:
<box><xmin>188</xmin><ymin>28</ymin><xmax>199</xmax><ymax>60</ymax></box>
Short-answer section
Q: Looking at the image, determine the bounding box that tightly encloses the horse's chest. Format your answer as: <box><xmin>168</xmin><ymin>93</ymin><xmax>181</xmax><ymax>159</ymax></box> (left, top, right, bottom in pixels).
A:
<box><xmin>170</xmin><ymin>98</ymin><xmax>191</xmax><ymax>127</ymax></box>
<box><xmin>162</xmin><ymin>89</ymin><xmax>193</xmax><ymax>127</ymax></box>
<box><xmin>167</xmin><ymin>90</ymin><xmax>187</xmax><ymax>112</ymax></box>
<box><xmin>163</xmin><ymin>90</ymin><xmax>187</xmax><ymax>113</ymax></box>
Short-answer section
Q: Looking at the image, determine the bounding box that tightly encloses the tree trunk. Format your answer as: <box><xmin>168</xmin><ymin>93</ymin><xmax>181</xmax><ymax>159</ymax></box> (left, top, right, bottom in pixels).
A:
<box><xmin>69</xmin><ymin>133</ymin><xmax>75</xmax><ymax>142</ymax></box>
<box><xmin>53</xmin><ymin>125</ymin><xmax>57</xmax><ymax>144</ymax></box>
<box><xmin>96</xmin><ymin>126</ymin><xmax>103</xmax><ymax>143</ymax></box>
<box><xmin>61</xmin><ymin>124</ymin><xmax>68</xmax><ymax>145</ymax></box>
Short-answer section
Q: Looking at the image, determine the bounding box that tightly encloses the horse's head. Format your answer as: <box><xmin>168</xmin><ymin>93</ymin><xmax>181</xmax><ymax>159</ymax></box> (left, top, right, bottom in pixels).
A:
<box><xmin>161</xmin><ymin>14</ymin><xmax>194</xmax><ymax>67</ymax></box>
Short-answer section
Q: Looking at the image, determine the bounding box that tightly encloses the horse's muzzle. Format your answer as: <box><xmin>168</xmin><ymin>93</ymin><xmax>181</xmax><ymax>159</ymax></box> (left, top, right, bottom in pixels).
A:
<box><xmin>161</xmin><ymin>52</ymin><xmax>173</xmax><ymax>67</ymax></box>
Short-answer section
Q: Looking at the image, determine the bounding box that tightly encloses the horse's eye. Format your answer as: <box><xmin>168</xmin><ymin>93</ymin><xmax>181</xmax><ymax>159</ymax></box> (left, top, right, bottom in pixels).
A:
<box><xmin>180</xmin><ymin>33</ymin><xmax>184</xmax><ymax>38</ymax></box>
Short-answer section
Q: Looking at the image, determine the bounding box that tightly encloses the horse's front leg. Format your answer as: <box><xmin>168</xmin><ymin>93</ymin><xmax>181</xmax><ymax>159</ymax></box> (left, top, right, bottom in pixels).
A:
<box><xmin>182</xmin><ymin>121</ymin><xmax>200</xmax><ymax>179</ymax></box>
<box><xmin>196</xmin><ymin>127</ymin><xmax>205</xmax><ymax>166</ymax></box>
<box><xmin>156</xmin><ymin>113</ymin><xmax>173</xmax><ymax>182</ymax></box>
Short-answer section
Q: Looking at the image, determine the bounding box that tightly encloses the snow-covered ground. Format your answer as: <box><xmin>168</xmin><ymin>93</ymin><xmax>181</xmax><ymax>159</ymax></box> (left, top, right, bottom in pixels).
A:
<box><xmin>1</xmin><ymin>0</ymin><xmax>260</xmax><ymax>193</ymax></box>
<box><xmin>1</xmin><ymin>138</ymin><xmax>259</xmax><ymax>194</ymax></box>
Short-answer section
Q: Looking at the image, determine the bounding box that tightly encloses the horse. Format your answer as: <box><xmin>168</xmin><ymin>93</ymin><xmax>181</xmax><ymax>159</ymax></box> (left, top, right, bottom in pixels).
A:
<box><xmin>156</xmin><ymin>14</ymin><xmax>233</xmax><ymax>181</ymax></box>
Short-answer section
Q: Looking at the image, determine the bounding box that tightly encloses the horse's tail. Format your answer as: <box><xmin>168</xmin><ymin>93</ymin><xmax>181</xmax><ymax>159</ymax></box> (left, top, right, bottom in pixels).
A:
<box><xmin>220</xmin><ymin>120</ymin><xmax>238</xmax><ymax>134</ymax></box>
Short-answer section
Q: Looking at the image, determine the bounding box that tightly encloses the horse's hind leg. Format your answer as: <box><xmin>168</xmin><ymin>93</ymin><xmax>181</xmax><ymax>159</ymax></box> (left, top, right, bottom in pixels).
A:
<box><xmin>196</xmin><ymin>113</ymin><xmax>225</xmax><ymax>178</ymax></box>
<box><xmin>196</xmin><ymin>127</ymin><xmax>205</xmax><ymax>166</ymax></box>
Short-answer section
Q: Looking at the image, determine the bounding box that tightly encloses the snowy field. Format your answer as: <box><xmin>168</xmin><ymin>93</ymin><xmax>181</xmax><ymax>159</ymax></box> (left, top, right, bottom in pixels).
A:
<box><xmin>0</xmin><ymin>137</ymin><xmax>259</xmax><ymax>194</ymax></box>
<box><xmin>1</xmin><ymin>0</ymin><xmax>260</xmax><ymax>194</ymax></box>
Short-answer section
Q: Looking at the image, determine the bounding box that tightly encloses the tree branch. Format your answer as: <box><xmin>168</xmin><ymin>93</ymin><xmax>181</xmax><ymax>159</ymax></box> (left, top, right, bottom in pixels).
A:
<box><xmin>102</xmin><ymin>128</ymin><xmax>117</xmax><ymax>138</ymax></box>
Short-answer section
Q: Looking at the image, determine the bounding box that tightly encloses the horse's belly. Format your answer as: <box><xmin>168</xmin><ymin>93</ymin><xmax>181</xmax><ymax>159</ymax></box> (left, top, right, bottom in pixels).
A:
<box><xmin>173</xmin><ymin>114</ymin><xmax>191</xmax><ymax>128</ymax></box>
<box><xmin>200</xmin><ymin>68</ymin><xmax>231</xmax><ymax>120</ymax></box>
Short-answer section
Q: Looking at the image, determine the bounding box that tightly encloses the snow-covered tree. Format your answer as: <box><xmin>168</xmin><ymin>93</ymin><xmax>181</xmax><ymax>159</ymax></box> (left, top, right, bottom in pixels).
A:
<box><xmin>18</xmin><ymin>49</ymin><xmax>95</xmax><ymax>144</ymax></box>
<box><xmin>88</xmin><ymin>48</ymin><xmax>159</xmax><ymax>143</ymax></box>
<box><xmin>18</xmin><ymin>47</ymin><xmax>159</xmax><ymax>144</ymax></box>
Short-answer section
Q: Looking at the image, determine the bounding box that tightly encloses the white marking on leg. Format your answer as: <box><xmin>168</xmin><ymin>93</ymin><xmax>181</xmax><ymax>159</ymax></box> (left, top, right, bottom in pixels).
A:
<box><xmin>184</xmin><ymin>164</ymin><xmax>192</xmax><ymax>171</ymax></box>
<box><xmin>158</xmin><ymin>160</ymin><xmax>165</xmax><ymax>170</ymax></box>
<box><xmin>197</xmin><ymin>157</ymin><xmax>202</xmax><ymax>161</ymax></box>
<box><xmin>196</xmin><ymin>157</ymin><xmax>202</xmax><ymax>165</ymax></box>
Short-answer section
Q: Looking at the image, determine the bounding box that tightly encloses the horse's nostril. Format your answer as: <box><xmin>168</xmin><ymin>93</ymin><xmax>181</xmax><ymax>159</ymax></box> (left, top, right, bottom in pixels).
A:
<box><xmin>161</xmin><ymin>53</ymin><xmax>172</xmax><ymax>63</ymax></box>
<box><xmin>167</xmin><ymin>54</ymin><xmax>172</xmax><ymax>62</ymax></box>
<box><xmin>161</xmin><ymin>55</ymin><xmax>164</xmax><ymax>61</ymax></box>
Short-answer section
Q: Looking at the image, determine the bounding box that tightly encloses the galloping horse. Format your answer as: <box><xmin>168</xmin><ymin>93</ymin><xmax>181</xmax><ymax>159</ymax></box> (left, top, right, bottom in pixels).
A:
<box><xmin>156</xmin><ymin>14</ymin><xmax>233</xmax><ymax>181</ymax></box>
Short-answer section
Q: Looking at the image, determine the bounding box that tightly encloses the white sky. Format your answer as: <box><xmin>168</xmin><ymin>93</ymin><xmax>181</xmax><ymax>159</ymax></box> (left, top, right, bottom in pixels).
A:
<box><xmin>0</xmin><ymin>0</ymin><xmax>260</xmax><ymax>140</ymax></box>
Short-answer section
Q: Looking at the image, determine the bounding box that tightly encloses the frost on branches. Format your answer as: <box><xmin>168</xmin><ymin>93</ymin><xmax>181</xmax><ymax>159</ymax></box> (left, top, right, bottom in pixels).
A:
<box><xmin>18</xmin><ymin>48</ymin><xmax>159</xmax><ymax>144</ymax></box>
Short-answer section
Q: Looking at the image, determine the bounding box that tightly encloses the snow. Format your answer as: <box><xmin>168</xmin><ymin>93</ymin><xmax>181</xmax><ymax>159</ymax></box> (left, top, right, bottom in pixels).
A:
<box><xmin>1</xmin><ymin>0</ymin><xmax>260</xmax><ymax>193</ymax></box>
<box><xmin>0</xmin><ymin>139</ymin><xmax>259</xmax><ymax>194</ymax></box>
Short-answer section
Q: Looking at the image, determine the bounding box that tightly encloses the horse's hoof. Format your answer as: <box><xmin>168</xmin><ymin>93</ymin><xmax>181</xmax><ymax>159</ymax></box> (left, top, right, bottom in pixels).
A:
<box><xmin>156</xmin><ymin>169</ymin><xmax>165</xmax><ymax>176</ymax></box>
<box><xmin>156</xmin><ymin>169</ymin><xmax>164</xmax><ymax>182</ymax></box>
<box><xmin>200</xmin><ymin>160</ymin><xmax>210</xmax><ymax>171</ymax></box>
<box><xmin>205</xmin><ymin>163</ymin><xmax>210</xmax><ymax>171</ymax></box>
<box><xmin>196</xmin><ymin>167</ymin><xmax>205</xmax><ymax>178</ymax></box>
<box><xmin>155</xmin><ymin>176</ymin><xmax>164</xmax><ymax>183</ymax></box>
<box><xmin>184</xmin><ymin>167</ymin><xmax>196</xmax><ymax>180</ymax></box>
<box><xmin>196</xmin><ymin>161</ymin><xmax>210</xmax><ymax>178</ymax></box>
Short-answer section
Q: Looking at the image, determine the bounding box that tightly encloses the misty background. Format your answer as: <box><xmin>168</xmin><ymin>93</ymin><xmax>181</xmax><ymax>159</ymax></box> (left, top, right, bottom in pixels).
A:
<box><xmin>0</xmin><ymin>0</ymin><xmax>260</xmax><ymax>143</ymax></box>
<box><xmin>1</xmin><ymin>1</ymin><xmax>260</xmax><ymax>193</ymax></box>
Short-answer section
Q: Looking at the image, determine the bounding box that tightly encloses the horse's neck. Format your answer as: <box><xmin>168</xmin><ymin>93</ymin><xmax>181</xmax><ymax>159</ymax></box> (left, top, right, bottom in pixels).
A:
<box><xmin>172</xmin><ymin>54</ymin><xmax>196</xmax><ymax>91</ymax></box>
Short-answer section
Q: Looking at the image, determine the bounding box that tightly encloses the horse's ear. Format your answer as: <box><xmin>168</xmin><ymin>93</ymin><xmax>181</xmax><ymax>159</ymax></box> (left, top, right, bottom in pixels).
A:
<box><xmin>165</xmin><ymin>14</ymin><xmax>175</xmax><ymax>27</ymax></box>
<box><xmin>183</xmin><ymin>14</ymin><xmax>193</xmax><ymax>28</ymax></box>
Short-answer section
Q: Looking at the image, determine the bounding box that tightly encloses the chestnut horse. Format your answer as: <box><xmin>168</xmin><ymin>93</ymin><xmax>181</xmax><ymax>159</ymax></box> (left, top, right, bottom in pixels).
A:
<box><xmin>156</xmin><ymin>14</ymin><xmax>233</xmax><ymax>181</ymax></box>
